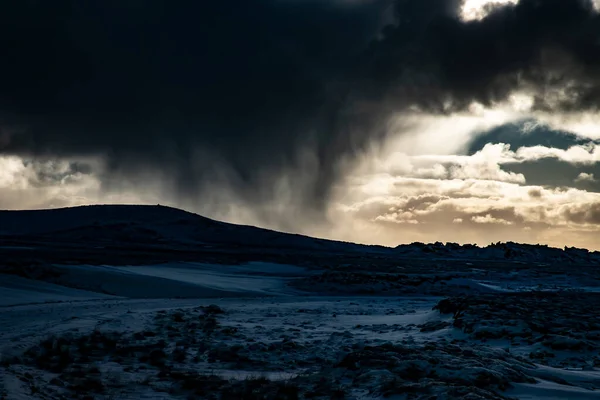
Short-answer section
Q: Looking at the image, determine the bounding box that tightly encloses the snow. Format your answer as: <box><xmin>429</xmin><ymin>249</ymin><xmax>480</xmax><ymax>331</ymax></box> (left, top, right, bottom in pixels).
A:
<box><xmin>444</xmin><ymin>277</ymin><xmax>513</xmax><ymax>293</ymax></box>
<box><xmin>529</xmin><ymin>365</ymin><xmax>600</xmax><ymax>389</ymax></box>
<box><xmin>509</xmin><ymin>380</ymin><xmax>600</xmax><ymax>399</ymax></box>
<box><xmin>39</xmin><ymin>264</ymin><xmax>248</xmax><ymax>299</ymax></box>
<box><xmin>3</xmin><ymin>264</ymin><xmax>600</xmax><ymax>399</ymax></box>
<box><xmin>110</xmin><ymin>264</ymin><xmax>291</xmax><ymax>295</ymax></box>
<box><xmin>2</xmin><ymin>205</ymin><xmax>600</xmax><ymax>399</ymax></box>
<box><xmin>0</xmin><ymin>204</ymin><xmax>372</xmax><ymax>253</ymax></box>
<box><xmin>210</xmin><ymin>261</ymin><xmax>312</xmax><ymax>276</ymax></box>
<box><xmin>0</xmin><ymin>274</ymin><xmax>117</xmax><ymax>306</ymax></box>
<box><xmin>11</xmin><ymin>261</ymin><xmax>308</xmax><ymax>302</ymax></box>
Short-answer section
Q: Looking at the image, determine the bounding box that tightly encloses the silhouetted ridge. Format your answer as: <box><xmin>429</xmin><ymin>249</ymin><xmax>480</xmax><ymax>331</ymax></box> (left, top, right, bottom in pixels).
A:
<box><xmin>0</xmin><ymin>204</ymin><xmax>375</xmax><ymax>253</ymax></box>
<box><xmin>1</xmin><ymin>205</ymin><xmax>598</xmax><ymax>263</ymax></box>
<box><xmin>0</xmin><ymin>205</ymin><xmax>218</xmax><ymax>236</ymax></box>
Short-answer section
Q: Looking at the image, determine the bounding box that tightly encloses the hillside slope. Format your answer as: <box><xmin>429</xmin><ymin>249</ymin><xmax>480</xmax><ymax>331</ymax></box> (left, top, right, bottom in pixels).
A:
<box><xmin>1</xmin><ymin>204</ymin><xmax>599</xmax><ymax>265</ymax></box>
<box><xmin>0</xmin><ymin>204</ymin><xmax>376</xmax><ymax>254</ymax></box>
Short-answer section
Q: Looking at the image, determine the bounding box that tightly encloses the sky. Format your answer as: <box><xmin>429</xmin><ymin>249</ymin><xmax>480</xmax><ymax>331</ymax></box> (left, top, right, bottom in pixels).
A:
<box><xmin>2</xmin><ymin>0</ymin><xmax>600</xmax><ymax>250</ymax></box>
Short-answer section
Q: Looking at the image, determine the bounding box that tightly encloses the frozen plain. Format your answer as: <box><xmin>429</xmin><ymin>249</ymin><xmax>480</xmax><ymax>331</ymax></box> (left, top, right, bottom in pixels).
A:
<box><xmin>2</xmin><ymin>205</ymin><xmax>600</xmax><ymax>400</ymax></box>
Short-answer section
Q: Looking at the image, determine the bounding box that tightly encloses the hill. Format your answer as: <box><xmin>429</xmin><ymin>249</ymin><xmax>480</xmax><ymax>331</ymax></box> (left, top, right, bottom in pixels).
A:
<box><xmin>1</xmin><ymin>204</ymin><xmax>599</xmax><ymax>266</ymax></box>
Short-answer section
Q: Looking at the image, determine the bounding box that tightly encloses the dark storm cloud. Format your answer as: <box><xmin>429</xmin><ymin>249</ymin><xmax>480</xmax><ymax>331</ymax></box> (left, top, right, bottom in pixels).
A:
<box><xmin>0</xmin><ymin>0</ymin><xmax>392</xmax><ymax>211</ymax></box>
<box><xmin>361</xmin><ymin>0</ymin><xmax>600</xmax><ymax>112</ymax></box>
<box><xmin>3</xmin><ymin>0</ymin><xmax>600</xmax><ymax>215</ymax></box>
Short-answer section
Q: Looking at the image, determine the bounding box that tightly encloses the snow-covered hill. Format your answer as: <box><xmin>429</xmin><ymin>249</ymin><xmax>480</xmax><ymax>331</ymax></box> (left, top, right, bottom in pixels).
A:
<box><xmin>2</xmin><ymin>205</ymin><xmax>600</xmax><ymax>400</ymax></box>
<box><xmin>1</xmin><ymin>204</ymin><xmax>599</xmax><ymax>265</ymax></box>
<box><xmin>0</xmin><ymin>204</ymin><xmax>379</xmax><ymax>254</ymax></box>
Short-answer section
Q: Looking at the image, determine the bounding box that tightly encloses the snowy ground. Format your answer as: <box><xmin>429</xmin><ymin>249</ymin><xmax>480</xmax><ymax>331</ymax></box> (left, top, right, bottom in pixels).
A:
<box><xmin>2</xmin><ymin>258</ymin><xmax>600</xmax><ymax>400</ymax></box>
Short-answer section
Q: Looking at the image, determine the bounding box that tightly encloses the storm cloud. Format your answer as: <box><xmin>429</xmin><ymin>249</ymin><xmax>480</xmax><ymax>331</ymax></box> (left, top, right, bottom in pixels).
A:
<box><xmin>0</xmin><ymin>1</ymin><xmax>392</xmax><ymax>214</ymax></box>
<box><xmin>359</xmin><ymin>0</ymin><xmax>600</xmax><ymax>113</ymax></box>
<box><xmin>3</xmin><ymin>0</ymin><xmax>600</xmax><ymax>224</ymax></box>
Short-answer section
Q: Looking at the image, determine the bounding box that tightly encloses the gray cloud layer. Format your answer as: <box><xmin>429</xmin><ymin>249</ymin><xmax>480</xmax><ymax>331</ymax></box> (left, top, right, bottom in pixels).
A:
<box><xmin>361</xmin><ymin>0</ymin><xmax>600</xmax><ymax>113</ymax></box>
<box><xmin>0</xmin><ymin>0</ymin><xmax>393</xmax><ymax>215</ymax></box>
<box><xmin>2</xmin><ymin>0</ymin><xmax>600</xmax><ymax>222</ymax></box>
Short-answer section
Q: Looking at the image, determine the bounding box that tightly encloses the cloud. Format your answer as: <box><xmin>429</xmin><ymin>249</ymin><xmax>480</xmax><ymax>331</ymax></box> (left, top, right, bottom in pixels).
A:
<box><xmin>375</xmin><ymin>213</ymin><xmax>420</xmax><ymax>224</ymax></box>
<box><xmin>2</xmin><ymin>0</ymin><xmax>600</xmax><ymax>227</ymax></box>
<box><xmin>417</xmin><ymin>142</ymin><xmax>600</xmax><ymax>166</ymax></box>
<box><xmin>331</xmin><ymin>173</ymin><xmax>600</xmax><ymax>249</ymax></box>
<box><xmin>513</xmin><ymin>143</ymin><xmax>600</xmax><ymax>164</ymax></box>
<box><xmin>561</xmin><ymin>202</ymin><xmax>600</xmax><ymax>225</ymax></box>
<box><xmin>575</xmin><ymin>172</ymin><xmax>597</xmax><ymax>182</ymax></box>
<box><xmin>369</xmin><ymin>140</ymin><xmax>600</xmax><ymax>191</ymax></box>
<box><xmin>0</xmin><ymin>156</ymin><xmax>94</xmax><ymax>190</ymax></box>
<box><xmin>2</xmin><ymin>0</ymin><xmax>600</xmax><ymax>251</ymax></box>
<box><xmin>0</xmin><ymin>0</ymin><xmax>393</xmax><ymax>221</ymax></box>
<box><xmin>369</xmin><ymin>146</ymin><xmax>525</xmax><ymax>184</ymax></box>
<box><xmin>0</xmin><ymin>155</ymin><xmax>102</xmax><ymax>209</ymax></box>
<box><xmin>362</xmin><ymin>0</ymin><xmax>600</xmax><ymax>113</ymax></box>
<box><xmin>460</xmin><ymin>0</ymin><xmax>520</xmax><ymax>21</ymax></box>
<box><xmin>466</xmin><ymin>120</ymin><xmax>593</xmax><ymax>154</ymax></box>
<box><xmin>471</xmin><ymin>214</ymin><xmax>514</xmax><ymax>225</ymax></box>
<box><xmin>461</xmin><ymin>121</ymin><xmax>600</xmax><ymax>192</ymax></box>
